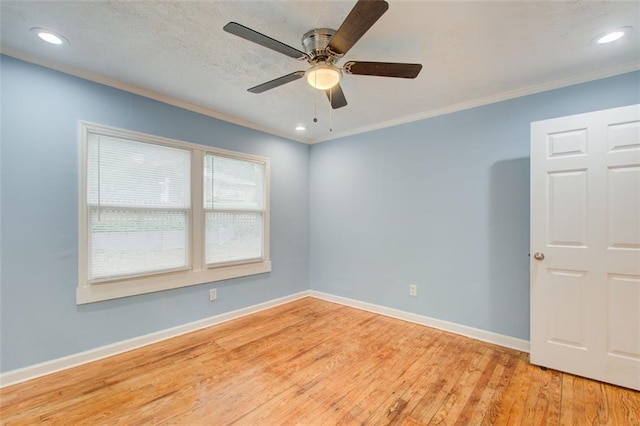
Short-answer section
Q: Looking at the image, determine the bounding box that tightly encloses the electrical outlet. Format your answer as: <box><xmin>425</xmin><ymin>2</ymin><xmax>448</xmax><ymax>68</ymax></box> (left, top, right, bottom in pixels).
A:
<box><xmin>409</xmin><ymin>284</ymin><xmax>417</xmax><ymax>297</ymax></box>
<box><xmin>209</xmin><ymin>288</ymin><xmax>217</xmax><ymax>301</ymax></box>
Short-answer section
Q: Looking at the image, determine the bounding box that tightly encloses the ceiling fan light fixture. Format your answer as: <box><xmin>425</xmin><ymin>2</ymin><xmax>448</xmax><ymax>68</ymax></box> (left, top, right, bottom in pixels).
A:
<box><xmin>306</xmin><ymin>63</ymin><xmax>342</xmax><ymax>90</ymax></box>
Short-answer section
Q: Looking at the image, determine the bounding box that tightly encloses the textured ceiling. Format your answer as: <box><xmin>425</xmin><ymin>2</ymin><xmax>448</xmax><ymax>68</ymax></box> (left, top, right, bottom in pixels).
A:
<box><xmin>1</xmin><ymin>1</ymin><xmax>639</xmax><ymax>143</ymax></box>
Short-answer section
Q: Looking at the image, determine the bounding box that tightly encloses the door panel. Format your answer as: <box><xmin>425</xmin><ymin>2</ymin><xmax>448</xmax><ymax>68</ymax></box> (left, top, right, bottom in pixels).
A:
<box><xmin>531</xmin><ymin>104</ymin><xmax>640</xmax><ymax>390</ymax></box>
<box><xmin>546</xmin><ymin>268</ymin><xmax>588</xmax><ymax>348</ymax></box>
<box><xmin>607</xmin><ymin>274</ymin><xmax>640</xmax><ymax>360</ymax></box>
<box><xmin>547</xmin><ymin>129</ymin><xmax>588</xmax><ymax>157</ymax></box>
<box><xmin>607</xmin><ymin>166</ymin><xmax>640</xmax><ymax>249</ymax></box>
<box><xmin>608</xmin><ymin>120</ymin><xmax>640</xmax><ymax>152</ymax></box>
<box><xmin>548</xmin><ymin>170</ymin><xmax>588</xmax><ymax>247</ymax></box>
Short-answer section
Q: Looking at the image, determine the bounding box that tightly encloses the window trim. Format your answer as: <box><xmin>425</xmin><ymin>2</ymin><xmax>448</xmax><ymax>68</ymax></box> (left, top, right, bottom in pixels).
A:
<box><xmin>77</xmin><ymin>122</ymin><xmax>271</xmax><ymax>304</ymax></box>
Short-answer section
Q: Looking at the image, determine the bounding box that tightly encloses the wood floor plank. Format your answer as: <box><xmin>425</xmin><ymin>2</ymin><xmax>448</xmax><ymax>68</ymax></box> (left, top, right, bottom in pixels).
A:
<box><xmin>606</xmin><ymin>380</ymin><xmax>640</xmax><ymax>426</ymax></box>
<box><xmin>408</xmin><ymin>336</ymin><xmax>481</xmax><ymax>422</ymax></box>
<box><xmin>480</xmin><ymin>352</ymin><xmax>519</xmax><ymax>425</ymax></box>
<box><xmin>225</xmin><ymin>316</ymin><xmax>406</xmax><ymax>424</ymax></box>
<box><xmin>214</xmin><ymin>313</ymin><xmax>306</xmax><ymax>350</ymax></box>
<box><xmin>427</xmin><ymin>346</ymin><xmax>494</xmax><ymax>424</ymax></box>
<box><xmin>455</xmin><ymin>351</ymin><xmax>509</xmax><ymax>425</ymax></box>
<box><xmin>528</xmin><ymin>363</ymin><xmax>560</xmax><ymax>425</ymax></box>
<box><xmin>545</xmin><ymin>368</ymin><xmax>563</xmax><ymax>425</ymax></box>
<box><xmin>247</xmin><ymin>318</ymin><xmax>424</xmax><ymax>424</ymax></box>
<box><xmin>329</xmin><ymin>324</ymin><xmax>430</xmax><ymax>423</ymax></box>
<box><xmin>567</xmin><ymin>373</ymin><xmax>588</xmax><ymax>426</ymax></box>
<box><xmin>362</xmin><ymin>328</ymin><xmax>452</xmax><ymax>425</ymax></box>
<box><xmin>2</xmin><ymin>297</ymin><xmax>639</xmax><ymax>425</ymax></box>
<box><xmin>498</xmin><ymin>357</ymin><xmax>537</xmax><ymax>424</ymax></box>
<box><xmin>584</xmin><ymin>374</ymin><xmax>602</xmax><ymax>424</ymax></box>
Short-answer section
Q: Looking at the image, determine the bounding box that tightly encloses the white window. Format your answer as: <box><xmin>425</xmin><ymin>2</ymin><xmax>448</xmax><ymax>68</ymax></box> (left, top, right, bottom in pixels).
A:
<box><xmin>77</xmin><ymin>123</ymin><xmax>270</xmax><ymax>304</ymax></box>
<box><xmin>204</xmin><ymin>155</ymin><xmax>265</xmax><ymax>265</ymax></box>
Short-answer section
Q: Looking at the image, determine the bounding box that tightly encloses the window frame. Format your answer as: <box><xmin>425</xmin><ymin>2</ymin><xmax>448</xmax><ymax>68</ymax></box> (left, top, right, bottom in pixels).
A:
<box><xmin>203</xmin><ymin>152</ymin><xmax>268</xmax><ymax>268</ymax></box>
<box><xmin>77</xmin><ymin>122</ymin><xmax>271</xmax><ymax>304</ymax></box>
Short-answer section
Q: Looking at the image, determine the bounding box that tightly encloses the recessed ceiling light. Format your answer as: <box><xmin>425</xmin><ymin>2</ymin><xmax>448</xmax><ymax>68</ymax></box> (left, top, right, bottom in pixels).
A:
<box><xmin>30</xmin><ymin>27</ymin><xmax>69</xmax><ymax>45</ymax></box>
<box><xmin>295</xmin><ymin>125</ymin><xmax>306</xmax><ymax>131</ymax></box>
<box><xmin>594</xmin><ymin>27</ymin><xmax>632</xmax><ymax>44</ymax></box>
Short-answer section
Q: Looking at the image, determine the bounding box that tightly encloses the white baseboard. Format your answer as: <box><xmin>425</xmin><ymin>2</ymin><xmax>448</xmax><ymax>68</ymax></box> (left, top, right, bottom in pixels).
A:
<box><xmin>0</xmin><ymin>290</ymin><xmax>312</xmax><ymax>388</ymax></box>
<box><xmin>309</xmin><ymin>291</ymin><xmax>530</xmax><ymax>353</ymax></box>
<box><xmin>1</xmin><ymin>289</ymin><xmax>529</xmax><ymax>388</ymax></box>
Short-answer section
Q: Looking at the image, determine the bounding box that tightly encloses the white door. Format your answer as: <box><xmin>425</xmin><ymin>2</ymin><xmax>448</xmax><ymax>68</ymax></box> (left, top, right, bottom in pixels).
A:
<box><xmin>531</xmin><ymin>104</ymin><xmax>640</xmax><ymax>391</ymax></box>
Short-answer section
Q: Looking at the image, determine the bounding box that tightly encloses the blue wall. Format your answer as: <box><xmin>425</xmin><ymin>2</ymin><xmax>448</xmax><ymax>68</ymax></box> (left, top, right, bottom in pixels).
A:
<box><xmin>0</xmin><ymin>56</ymin><xmax>310</xmax><ymax>372</ymax></box>
<box><xmin>1</xmin><ymin>54</ymin><xmax>638</xmax><ymax>373</ymax></box>
<box><xmin>309</xmin><ymin>71</ymin><xmax>640</xmax><ymax>340</ymax></box>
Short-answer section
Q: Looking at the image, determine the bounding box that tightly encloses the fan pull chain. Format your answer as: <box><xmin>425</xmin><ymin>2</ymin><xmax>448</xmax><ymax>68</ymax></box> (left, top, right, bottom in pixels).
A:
<box><xmin>329</xmin><ymin>89</ymin><xmax>333</xmax><ymax>132</ymax></box>
<box><xmin>313</xmin><ymin>71</ymin><xmax>319</xmax><ymax>123</ymax></box>
<box><xmin>313</xmin><ymin>90</ymin><xmax>318</xmax><ymax>123</ymax></box>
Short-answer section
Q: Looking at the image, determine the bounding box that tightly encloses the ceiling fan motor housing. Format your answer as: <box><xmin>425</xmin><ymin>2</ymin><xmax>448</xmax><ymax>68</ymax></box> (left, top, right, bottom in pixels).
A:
<box><xmin>302</xmin><ymin>28</ymin><xmax>337</xmax><ymax>63</ymax></box>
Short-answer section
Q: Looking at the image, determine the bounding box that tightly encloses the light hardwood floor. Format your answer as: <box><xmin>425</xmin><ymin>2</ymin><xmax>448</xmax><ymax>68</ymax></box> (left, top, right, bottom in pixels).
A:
<box><xmin>1</xmin><ymin>297</ymin><xmax>638</xmax><ymax>425</ymax></box>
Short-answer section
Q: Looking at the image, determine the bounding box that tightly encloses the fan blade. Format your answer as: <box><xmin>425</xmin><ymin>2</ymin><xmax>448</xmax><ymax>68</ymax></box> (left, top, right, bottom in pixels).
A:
<box><xmin>344</xmin><ymin>61</ymin><xmax>422</xmax><ymax>78</ymax></box>
<box><xmin>327</xmin><ymin>0</ymin><xmax>389</xmax><ymax>56</ymax></box>
<box><xmin>224</xmin><ymin>22</ymin><xmax>308</xmax><ymax>60</ymax></box>
<box><xmin>325</xmin><ymin>84</ymin><xmax>348</xmax><ymax>109</ymax></box>
<box><xmin>248</xmin><ymin>71</ymin><xmax>305</xmax><ymax>93</ymax></box>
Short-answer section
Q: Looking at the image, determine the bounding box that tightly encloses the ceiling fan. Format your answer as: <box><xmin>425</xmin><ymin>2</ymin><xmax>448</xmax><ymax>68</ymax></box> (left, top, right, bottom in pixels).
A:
<box><xmin>223</xmin><ymin>0</ymin><xmax>422</xmax><ymax>109</ymax></box>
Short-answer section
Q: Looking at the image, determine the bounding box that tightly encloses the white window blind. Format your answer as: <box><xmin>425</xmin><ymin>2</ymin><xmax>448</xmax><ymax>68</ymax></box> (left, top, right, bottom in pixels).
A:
<box><xmin>87</xmin><ymin>135</ymin><xmax>191</xmax><ymax>281</ymax></box>
<box><xmin>204</xmin><ymin>154</ymin><xmax>265</xmax><ymax>265</ymax></box>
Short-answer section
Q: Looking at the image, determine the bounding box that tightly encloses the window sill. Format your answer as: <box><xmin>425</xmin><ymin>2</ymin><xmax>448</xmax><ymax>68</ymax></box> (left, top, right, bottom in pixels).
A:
<box><xmin>76</xmin><ymin>261</ymin><xmax>272</xmax><ymax>304</ymax></box>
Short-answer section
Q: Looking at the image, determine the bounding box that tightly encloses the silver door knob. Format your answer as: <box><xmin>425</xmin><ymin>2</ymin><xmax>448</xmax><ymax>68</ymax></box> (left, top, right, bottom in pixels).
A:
<box><xmin>533</xmin><ymin>252</ymin><xmax>545</xmax><ymax>261</ymax></box>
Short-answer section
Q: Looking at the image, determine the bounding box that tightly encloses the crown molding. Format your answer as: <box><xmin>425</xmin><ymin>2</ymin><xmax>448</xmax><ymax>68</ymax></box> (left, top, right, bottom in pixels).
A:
<box><xmin>0</xmin><ymin>47</ymin><xmax>312</xmax><ymax>144</ymax></box>
<box><xmin>311</xmin><ymin>61</ymin><xmax>640</xmax><ymax>144</ymax></box>
<box><xmin>3</xmin><ymin>47</ymin><xmax>637</xmax><ymax>146</ymax></box>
